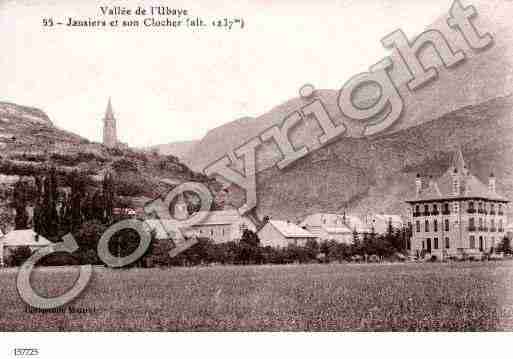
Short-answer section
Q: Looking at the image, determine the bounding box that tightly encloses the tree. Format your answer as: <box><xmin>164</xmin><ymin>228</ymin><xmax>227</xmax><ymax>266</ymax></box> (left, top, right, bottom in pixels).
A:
<box><xmin>0</xmin><ymin>207</ymin><xmax>13</xmax><ymax>234</ymax></box>
<box><xmin>74</xmin><ymin>220</ymin><xmax>107</xmax><ymax>251</ymax></box>
<box><xmin>304</xmin><ymin>238</ymin><xmax>320</xmax><ymax>260</ymax></box>
<box><xmin>70</xmin><ymin>170</ymin><xmax>86</xmax><ymax>231</ymax></box>
<box><xmin>240</xmin><ymin>229</ymin><xmax>259</xmax><ymax>247</ymax></box>
<box><xmin>102</xmin><ymin>171</ymin><xmax>115</xmax><ymax>223</ymax></box>
<box><xmin>34</xmin><ymin>167</ymin><xmax>61</xmax><ymax>239</ymax></box>
<box><xmin>9</xmin><ymin>246</ymin><xmax>32</xmax><ymax>267</ymax></box>
<box><xmin>13</xmin><ymin>180</ymin><xmax>29</xmax><ymax>230</ymax></box>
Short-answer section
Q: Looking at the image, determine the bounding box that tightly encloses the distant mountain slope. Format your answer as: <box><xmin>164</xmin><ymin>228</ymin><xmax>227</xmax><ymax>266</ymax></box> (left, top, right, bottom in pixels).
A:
<box><xmin>184</xmin><ymin>0</ymin><xmax>513</xmax><ymax>173</ymax></box>
<box><xmin>145</xmin><ymin>140</ymin><xmax>199</xmax><ymax>159</ymax></box>
<box><xmin>0</xmin><ymin>102</ymin><xmax>214</xmax><ymax>208</ymax></box>
<box><xmin>221</xmin><ymin>95</ymin><xmax>513</xmax><ymax>221</ymax></box>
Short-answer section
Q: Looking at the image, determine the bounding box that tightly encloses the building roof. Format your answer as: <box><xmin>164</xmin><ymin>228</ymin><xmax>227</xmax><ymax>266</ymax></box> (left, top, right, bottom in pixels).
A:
<box><xmin>105</xmin><ymin>97</ymin><xmax>114</xmax><ymax>119</ymax></box>
<box><xmin>1</xmin><ymin>229</ymin><xmax>51</xmax><ymax>247</ymax></box>
<box><xmin>268</xmin><ymin>220</ymin><xmax>315</xmax><ymax>238</ymax></box>
<box><xmin>301</xmin><ymin>213</ymin><xmax>346</xmax><ymax>227</ymax></box>
<box><xmin>192</xmin><ymin>210</ymin><xmax>249</xmax><ymax>226</ymax></box>
<box><xmin>324</xmin><ymin>226</ymin><xmax>352</xmax><ymax>234</ymax></box>
<box><xmin>301</xmin><ymin>213</ymin><xmax>370</xmax><ymax>233</ymax></box>
<box><xmin>143</xmin><ymin>210</ymin><xmax>253</xmax><ymax>240</ymax></box>
<box><xmin>407</xmin><ymin>148</ymin><xmax>509</xmax><ymax>203</ymax></box>
<box><xmin>372</xmin><ymin>214</ymin><xmax>404</xmax><ymax>225</ymax></box>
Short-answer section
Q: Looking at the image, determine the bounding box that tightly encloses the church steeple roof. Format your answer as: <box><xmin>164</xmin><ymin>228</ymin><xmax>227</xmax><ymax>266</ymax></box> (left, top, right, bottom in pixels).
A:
<box><xmin>451</xmin><ymin>146</ymin><xmax>466</xmax><ymax>172</ymax></box>
<box><xmin>105</xmin><ymin>97</ymin><xmax>114</xmax><ymax>119</ymax></box>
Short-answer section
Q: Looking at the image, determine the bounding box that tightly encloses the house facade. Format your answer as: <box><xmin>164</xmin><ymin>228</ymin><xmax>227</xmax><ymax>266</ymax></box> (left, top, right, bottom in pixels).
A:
<box><xmin>188</xmin><ymin>210</ymin><xmax>257</xmax><ymax>243</ymax></box>
<box><xmin>258</xmin><ymin>220</ymin><xmax>316</xmax><ymax>248</ymax></box>
<box><xmin>0</xmin><ymin>229</ymin><xmax>52</xmax><ymax>266</ymax></box>
<box><xmin>406</xmin><ymin>149</ymin><xmax>509</xmax><ymax>259</ymax></box>
<box><xmin>300</xmin><ymin>213</ymin><xmax>353</xmax><ymax>244</ymax></box>
<box><xmin>144</xmin><ymin>210</ymin><xmax>256</xmax><ymax>244</ymax></box>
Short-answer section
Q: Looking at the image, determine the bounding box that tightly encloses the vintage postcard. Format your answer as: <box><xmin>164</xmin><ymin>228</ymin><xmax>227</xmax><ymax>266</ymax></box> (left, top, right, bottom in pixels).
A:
<box><xmin>1</xmin><ymin>0</ymin><xmax>513</xmax><ymax>351</ymax></box>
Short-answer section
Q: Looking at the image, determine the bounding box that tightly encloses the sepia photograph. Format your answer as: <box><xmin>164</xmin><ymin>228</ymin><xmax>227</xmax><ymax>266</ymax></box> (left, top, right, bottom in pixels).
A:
<box><xmin>1</xmin><ymin>0</ymin><xmax>513</xmax><ymax>356</ymax></box>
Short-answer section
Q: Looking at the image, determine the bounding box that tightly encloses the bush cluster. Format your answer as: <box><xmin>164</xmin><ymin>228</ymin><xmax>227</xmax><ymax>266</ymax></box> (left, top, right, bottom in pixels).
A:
<box><xmin>112</xmin><ymin>158</ymin><xmax>138</xmax><ymax>173</ymax></box>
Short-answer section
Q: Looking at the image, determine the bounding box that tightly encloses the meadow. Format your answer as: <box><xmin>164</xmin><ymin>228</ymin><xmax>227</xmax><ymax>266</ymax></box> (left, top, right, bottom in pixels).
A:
<box><xmin>1</xmin><ymin>261</ymin><xmax>512</xmax><ymax>331</ymax></box>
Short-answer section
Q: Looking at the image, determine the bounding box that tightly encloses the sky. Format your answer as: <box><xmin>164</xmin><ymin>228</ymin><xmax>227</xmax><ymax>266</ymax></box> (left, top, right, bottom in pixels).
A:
<box><xmin>0</xmin><ymin>0</ymin><xmax>451</xmax><ymax>147</ymax></box>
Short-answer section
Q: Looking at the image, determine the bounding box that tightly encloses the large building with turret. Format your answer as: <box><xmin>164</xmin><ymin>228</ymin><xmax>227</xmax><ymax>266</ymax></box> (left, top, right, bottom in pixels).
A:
<box><xmin>406</xmin><ymin>149</ymin><xmax>509</xmax><ymax>260</ymax></box>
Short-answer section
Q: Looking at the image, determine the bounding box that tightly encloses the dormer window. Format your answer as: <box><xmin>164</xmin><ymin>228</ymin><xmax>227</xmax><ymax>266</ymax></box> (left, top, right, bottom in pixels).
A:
<box><xmin>452</xmin><ymin>179</ymin><xmax>459</xmax><ymax>194</ymax></box>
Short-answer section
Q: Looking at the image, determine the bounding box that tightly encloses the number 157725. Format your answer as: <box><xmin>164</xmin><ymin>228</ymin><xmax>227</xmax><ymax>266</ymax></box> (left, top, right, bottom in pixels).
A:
<box><xmin>14</xmin><ymin>348</ymin><xmax>39</xmax><ymax>356</ymax></box>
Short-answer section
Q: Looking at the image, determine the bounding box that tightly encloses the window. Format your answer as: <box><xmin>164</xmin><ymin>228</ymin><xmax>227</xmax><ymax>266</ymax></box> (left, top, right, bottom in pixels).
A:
<box><xmin>425</xmin><ymin>220</ymin><xmax>429</xmax><ymax>232</ymax></box>
<box><xmin>443</xmin><ymin>203</ymin><xmax>450</xmax><ymax>214</ymax></box>
<box><xmin>434</xmin><ymin>237</ymin><xmax>439</xmax><ymax>250</ymax></box>
<box><xmin>422</xmin><ymin>241</ymin><xmax>425</xmax><ymax>250</ymax></box>
<box><xmin>453</xmin><ymin>202</ymin><xmax>459</xmax><ymax>213</ymax></box>
<box><xmin>416</xmin><ymin>221</ymin><xmax>420</xmax><ymax>233</ymax></box>
<box><xmin>469</xmin><ymin>236</ymin><xmax>475</xmax><ymax>249</ymax></box>
<box><xmin>415</xmin><ymin>205</ymin><xmax>420</xmax><ymax>213</ymax></box>
<box><xmin>434</xmin><ymin>220</ymin><xmax>438</xmax><ymax>232</ymax></box>
<box><xmin>479</xmin><ymin>218</ymin><xmax>483</xmax><ymax>229</ymax></box>
<box><xmin>469</xmin><ymin>217</ymin><xmax>475</xmax><ymax>230</ymax></box>
<box><xmin>444</xmin><ymin>219</ymin><xmax>450</xmax><ymax>232</ymax></box>
<box><xmin>445</xmin><ymin>237</ymin><xmax>450</xmax><ymax>249</ymax></box>
<box><xmin>424</xmin><ymin>205</ymin><xmax>429</xmax><ymax>215</ymax></box>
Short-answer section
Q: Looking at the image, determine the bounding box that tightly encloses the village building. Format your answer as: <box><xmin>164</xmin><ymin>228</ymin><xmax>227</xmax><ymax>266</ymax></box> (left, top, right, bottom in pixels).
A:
<box><xmin>144</xmin><ymin>209</ymin><xmax>256</xmax><ymax>244</ymax></box>
<box><xmin>406</xmin><ymin>148</ymin><xmax>509</xmax><ymax>260</ymax></box>
<box><xmin>187</xmin><ymin>210</ymin><xmax>257</xmax><ymax>243</ymax></box>
<box><xmin>366</xmin><ymin>214</ymin><xmax>404</xmax><ymax>234</ymax></box>
<box><xmin>258</xmin><ymin>220</ymin><xmax>316</xmax><ymax>248</ymax></box>
<box><xmin>0</xmin><ymin>229</ymin><xmax>51</xmax><ymax>266</ymax></box>
<box><xmin>300</xmin><ymin>213</ymin><xmax>353</xmax><ymax>244</ymax></box>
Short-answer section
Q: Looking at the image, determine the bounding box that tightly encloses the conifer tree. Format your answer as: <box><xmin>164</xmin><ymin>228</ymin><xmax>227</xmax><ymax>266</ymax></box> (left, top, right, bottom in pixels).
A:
<box><xmin>13</xmin><ymin>179</ymin><xmax>29</xmax><ymax>230</ymax></box>
<box><xmin>70</xmin><ymin>170</ymin><xmax>84</xmax><ymax>232</ymax></box>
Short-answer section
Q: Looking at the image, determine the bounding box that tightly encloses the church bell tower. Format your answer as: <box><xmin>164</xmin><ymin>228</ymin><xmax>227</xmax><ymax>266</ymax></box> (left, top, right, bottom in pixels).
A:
<box><xmin>103</xmin><ymin>97</ymin><xmax>118</xmax><ymax>148</ymax></box>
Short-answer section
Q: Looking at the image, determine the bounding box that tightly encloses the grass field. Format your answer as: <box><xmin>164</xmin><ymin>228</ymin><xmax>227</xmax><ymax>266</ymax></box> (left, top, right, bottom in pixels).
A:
<box><xmin>1</xmin><ymin>261</ymin><xmax>513</xmax><ymax>331</ymax></box>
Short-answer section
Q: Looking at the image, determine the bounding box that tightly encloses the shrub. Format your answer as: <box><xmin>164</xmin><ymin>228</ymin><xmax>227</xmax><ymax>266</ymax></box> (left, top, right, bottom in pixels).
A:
<box><xmin>9</xmin><ymin>246</ymin><xmax>32</xmax><ymax>267</ymax></box>
<box><xmin>39</xmin><ymin>252</ymin><xmax>80</xmax><ymax>266</ymax></box>
<box><xmin>50</xmin><ymin>153</ymin><xmax>79</xmax><ymax>167</ymax></box>
<box><xmin>106</xmin><ymin>147</ymin><xmax>124</xmax><ymax>157</ymax></box>
<box><xmin>76</xmin><ymin>151</ymin><xmax>107</xmax><ymax>163</ymax></box>
<box><xmin>115</xmin><ymin>178</ymin><xmax>147</xmax><ymax>197</ymax></box>
<box><xmin>112</xmin><ymin>158</ymin><xmax>138</xmax><ymax>173</ymax></box>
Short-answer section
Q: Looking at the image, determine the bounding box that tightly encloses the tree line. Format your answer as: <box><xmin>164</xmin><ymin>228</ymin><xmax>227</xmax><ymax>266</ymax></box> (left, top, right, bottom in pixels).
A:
<box><xmin>12</xmin><ymin>167</ymin><xmax>116</xmax><ymax>239</ymax></box>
